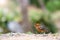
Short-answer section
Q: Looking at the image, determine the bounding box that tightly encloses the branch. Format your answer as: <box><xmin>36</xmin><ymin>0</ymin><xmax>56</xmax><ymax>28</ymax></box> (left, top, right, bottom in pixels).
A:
<box><xmin>19</xmin><ymin>0</ymin><xmax>33</xmax><ymax>32</ymax></box>
<box><xmin>38</xmin><ymin>0</ymin><xmax>48</xmax><ymax>13</ymax></box>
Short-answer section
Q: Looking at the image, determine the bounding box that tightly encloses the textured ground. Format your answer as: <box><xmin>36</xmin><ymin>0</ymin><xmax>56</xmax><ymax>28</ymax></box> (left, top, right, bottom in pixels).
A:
<box><xmin>0</xmin><ymin>33</ymin><xmax>60</xmax><ymax>40</ymax></box>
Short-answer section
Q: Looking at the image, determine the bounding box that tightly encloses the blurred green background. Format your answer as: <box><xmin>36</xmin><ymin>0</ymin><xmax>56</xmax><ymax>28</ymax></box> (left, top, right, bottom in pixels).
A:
<box><xmin>0</xmin><ymin>0</ymin><xmax>60</xmax><ymax>34</ymax></box>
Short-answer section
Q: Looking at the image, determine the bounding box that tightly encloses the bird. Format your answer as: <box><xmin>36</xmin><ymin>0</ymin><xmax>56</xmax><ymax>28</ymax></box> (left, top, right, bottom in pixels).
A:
<box><xmin>34</xmin><ymin>23</ymin><xmax>50</xmax><ymax>33</ymax></box>
<box><xmin>7</xmin><ymin>21</ymin><xmax>24</xmax><ymax>33</ymax></box>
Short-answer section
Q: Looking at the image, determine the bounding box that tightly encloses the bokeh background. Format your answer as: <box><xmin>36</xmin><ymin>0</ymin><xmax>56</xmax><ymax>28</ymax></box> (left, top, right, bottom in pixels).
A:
<box><xmin>0</xmin><ymin>0</ymin><xmax>60</xmax><ymax>34</ymax></box>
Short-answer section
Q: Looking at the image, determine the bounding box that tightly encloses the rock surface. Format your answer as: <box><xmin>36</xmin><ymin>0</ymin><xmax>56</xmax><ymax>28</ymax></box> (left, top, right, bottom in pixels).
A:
<box><xmin>0</xmin><ymin>33</ymin><xmax>60</xmax><ymax>40</ymax></box>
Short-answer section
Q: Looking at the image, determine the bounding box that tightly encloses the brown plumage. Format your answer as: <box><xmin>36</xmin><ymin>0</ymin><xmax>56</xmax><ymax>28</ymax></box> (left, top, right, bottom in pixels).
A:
<box><xmin>34</xmin><ymin>23</ymin><xmax>49</xmax><ymax>33</ymax></box>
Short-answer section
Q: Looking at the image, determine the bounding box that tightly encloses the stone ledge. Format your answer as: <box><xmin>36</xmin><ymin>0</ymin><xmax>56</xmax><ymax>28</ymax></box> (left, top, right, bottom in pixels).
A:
<box><xmin>0</xmin><ymin>33</ymin><xmax>60</xmax><ymax>40</ymax></box>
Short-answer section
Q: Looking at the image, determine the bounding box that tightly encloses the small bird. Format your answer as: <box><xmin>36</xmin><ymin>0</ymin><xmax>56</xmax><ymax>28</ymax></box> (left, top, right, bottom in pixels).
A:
<box><xmin>7</xmin><ymin>21</ymin><xmax>24</xmax><ymax>33</ymax></box>
<box><xmin>34</xmin><ymin>23</ymin><xmax>49</xmax><ymax>33</ymax></box>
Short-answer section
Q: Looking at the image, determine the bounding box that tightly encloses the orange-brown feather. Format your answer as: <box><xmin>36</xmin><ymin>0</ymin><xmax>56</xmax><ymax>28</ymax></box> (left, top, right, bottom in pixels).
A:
<box><xmin>34</xmin><ymin>23</ymin><xmax>45</xmax><ymax>32</ymax></box>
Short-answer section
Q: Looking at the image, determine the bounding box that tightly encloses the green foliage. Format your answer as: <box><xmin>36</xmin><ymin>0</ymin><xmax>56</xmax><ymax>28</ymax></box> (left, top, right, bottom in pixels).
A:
<box><xmin>40</xmin><ymin>18</ymin><xmax>58</xmax><ymax>33</ymax></box>
<box><xmin>29</xmin><ymin>9</ymin><xmax>43</xmax><ymax>23</ymax></box>
<box><xmin>0</xmin><ymin>9</ymin><xmax>3</xmax><ymax>19</ymax></box>
<box><xmin>30</xmin><ymin>0</ymin><xmax>40</xmax><ymax>8</ymax></box>
<box><xmin>32</xmin><ymin>12</ymin><xmax>58</xmax><ymax>34</ymax></box>
<box><xmin>0</xmin><ymin>8</ymin><xmax>20</xmax><ymax>33</ymax></box>
<box><xmin>41</xmin><ymin>13</ymin><xmax>58</xmax><ymax>33</ymax></box>
<box><xmin>30</xmin><ymin>0</ymin><xmax>49</xmax><ymax>8</ymax></box>
<box><xmin>30</xmin><ymin>0</ymin><xmax>60</xmax><ymax>12</ymax></box>
<box><xmin>46</xmin><ymin>0</ymin><xmax>60</xmax><ymax>12</ymax></box>
<box><xmin>0</xmin><ymin>0</ymin><xmax>59</xmax><ymax>34</ymax></box>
